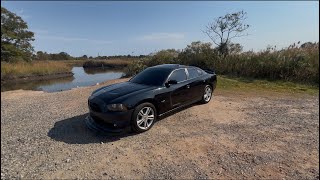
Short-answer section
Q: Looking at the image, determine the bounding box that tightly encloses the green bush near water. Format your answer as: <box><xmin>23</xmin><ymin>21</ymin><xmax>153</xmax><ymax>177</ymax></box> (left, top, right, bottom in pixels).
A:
<box><xmin>124</xmin><ymin>42</ymin><xmax>319</xmax><ymax>85</ymax></box>
<box><xmin>82</xmin><ymin>59</ymin><xmax>133</xmax><ymax>68</ymax></box>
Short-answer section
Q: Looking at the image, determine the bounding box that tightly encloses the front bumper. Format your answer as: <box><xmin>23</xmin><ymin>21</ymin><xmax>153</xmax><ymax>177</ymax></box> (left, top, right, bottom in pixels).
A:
<box><xmin>85</xmin><ymin>109</ymin><xmax>134</xmax><ymax>133</ymax></box>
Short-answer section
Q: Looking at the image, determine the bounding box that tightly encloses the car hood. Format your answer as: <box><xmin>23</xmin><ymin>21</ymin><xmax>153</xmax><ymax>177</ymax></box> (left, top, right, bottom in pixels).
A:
<box><xmin>90</xmin><ymin>81</ymin><xmax>153</xmax><ymax>103</ymax></box>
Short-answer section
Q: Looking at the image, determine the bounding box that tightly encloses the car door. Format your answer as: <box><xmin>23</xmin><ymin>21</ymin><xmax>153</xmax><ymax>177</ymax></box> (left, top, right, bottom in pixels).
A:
<box><xmin>167</xmin><ymin>68</ymin><xmax>190</xmax><ymax>108</ymax></box>
<box><xmin>186</xmin><ymin>68</ymin><xmax>205</xmax><ymax>100</ymax></box>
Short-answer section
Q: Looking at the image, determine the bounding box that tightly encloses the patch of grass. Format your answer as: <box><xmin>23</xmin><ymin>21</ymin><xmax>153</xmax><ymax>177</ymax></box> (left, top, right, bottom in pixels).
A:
<box><xmin>217</xmin><ymin>75</ymin><xmax>319</xmax><ymax>95</ymax></box>
<box><xmin>1</xmin><ymin>61</ymin><xmax>72</xmax><ymax>77</ymax></box>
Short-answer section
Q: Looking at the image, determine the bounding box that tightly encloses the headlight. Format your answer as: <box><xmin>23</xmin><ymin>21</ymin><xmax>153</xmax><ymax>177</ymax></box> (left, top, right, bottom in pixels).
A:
<box><xmin>107</xmin><ymin>104</ymin><xmax>128</xmax><ymax>112</ymax></box>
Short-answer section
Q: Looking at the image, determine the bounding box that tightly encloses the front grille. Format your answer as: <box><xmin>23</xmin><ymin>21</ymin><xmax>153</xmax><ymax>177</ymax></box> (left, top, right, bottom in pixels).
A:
<box><xmin>91</xmin><ymin>114</ymin><xmax>105</xmax><ymax>124</ymax></box>
<box><xmin>89</xmin><ymin>101</ymin><xmax>101</xmax><ymax>112</ymax></box>
<box><xmin>91</xmin><ymin>114</ymin><xmax>116</xmax><ymax>129</ymax></box>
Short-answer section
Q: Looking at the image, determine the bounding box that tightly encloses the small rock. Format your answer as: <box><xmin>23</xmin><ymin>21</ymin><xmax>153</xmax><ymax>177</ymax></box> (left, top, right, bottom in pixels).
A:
<box><xmin>66</xmin><ymin>159</ymin><xmax>71</xmax><ymax>163</ymax></box>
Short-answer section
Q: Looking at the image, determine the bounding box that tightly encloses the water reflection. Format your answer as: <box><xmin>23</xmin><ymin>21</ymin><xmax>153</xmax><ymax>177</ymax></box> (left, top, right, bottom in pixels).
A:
<box><xmin>83</xmin><ymin>67</ymin><xmax>123</xmax><ymax>75</ymax></box>
<box><xmin>1</xmin><ymin>76</ymin><xmax>75</xmax><ymax>92</ymax></box>
<box><xmin>1</xmin><ymin>67</ymin><xmax>124</xmax><ymax>92</ymax></box>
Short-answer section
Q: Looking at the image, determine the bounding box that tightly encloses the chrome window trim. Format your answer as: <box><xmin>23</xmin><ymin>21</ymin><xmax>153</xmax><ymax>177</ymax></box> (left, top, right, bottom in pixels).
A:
<box><xmin>186</xmin><ymin>67</ymin><xmax>205</xmax><ymax>81</ymax></box>
<box><xmin>186</xmin><ymin>68</ymin><xmax>198</xmax><ymax>80</ymax></box>
<box><xmin>163</xmin><ymin>68</ymin><xmax>188</xmax><ymax>85</ymax></box>
<box><xmin>163</xmin><ymin>67</ymin><xmax>207</xmax><ymax>86</ymax></box>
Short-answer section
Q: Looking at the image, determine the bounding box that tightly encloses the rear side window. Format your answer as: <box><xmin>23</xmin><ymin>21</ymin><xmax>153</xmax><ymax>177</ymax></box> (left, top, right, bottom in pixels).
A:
<box><xmin>168</xmin><ymin>69</ymin><xmax>187</xmax><ymax>83</ymax></box>
<box><xmin>196</xmin><ymin>68</ymin><xmax>204</xmax><ymax>75</ymax></box>
<box><xmin>187</xmin><ymin>68</ymin><xmax>200</xmax><ymax>79</ymax></box>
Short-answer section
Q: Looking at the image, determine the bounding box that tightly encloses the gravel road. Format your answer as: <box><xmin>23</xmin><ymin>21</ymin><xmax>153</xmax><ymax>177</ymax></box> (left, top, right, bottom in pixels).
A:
<box><xmin>1</xmin><ymin>78</ymin><xmax>319</xmax><ymax>179</ymax></box>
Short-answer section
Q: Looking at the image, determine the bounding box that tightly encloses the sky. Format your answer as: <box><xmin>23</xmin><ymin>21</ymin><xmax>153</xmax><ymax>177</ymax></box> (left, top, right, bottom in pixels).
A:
<box><xmin>2</xmin><ymin>1</ymin><xmax>319</xmax><ymax>57</ymax></box>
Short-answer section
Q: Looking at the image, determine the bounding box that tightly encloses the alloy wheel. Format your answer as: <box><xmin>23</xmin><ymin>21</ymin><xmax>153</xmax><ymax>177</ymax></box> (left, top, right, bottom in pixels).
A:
<box><xmin>136</xmin><ymin>107</ymin><xmax>155</xmax><ymax>130</ymax></box>
<box><xmin>204</xmin><ymin>85</ymin><xmax>212</xmax><ymax>102</ymax></box>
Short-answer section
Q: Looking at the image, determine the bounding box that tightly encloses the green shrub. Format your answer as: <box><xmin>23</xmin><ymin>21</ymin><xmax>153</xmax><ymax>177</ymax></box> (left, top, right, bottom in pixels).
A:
<box><xmin>123</xmin><ymin>59</ymin><xmax>148</xmax><ymax>77</ymax></box>
<box><xmin>82</xmin><ymin>59</ymin><xmax>130</xmax><ymax>68</ymax></box>
<box><xmin>123</xmin><ymin>49</ymin><xmax>179</xmax><ymax>77</ymax></box>
<box><xmin>123</xmin><ymin>41</ymin><xmax>319</xmax><ymax>85</ymax></box>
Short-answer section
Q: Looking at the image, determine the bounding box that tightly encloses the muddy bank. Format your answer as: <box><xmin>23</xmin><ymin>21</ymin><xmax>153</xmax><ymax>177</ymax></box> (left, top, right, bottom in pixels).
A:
<box><xmin>1</xmin><ymin>72</ymin><xmax>74</xmax><ymax>84</ymax></box>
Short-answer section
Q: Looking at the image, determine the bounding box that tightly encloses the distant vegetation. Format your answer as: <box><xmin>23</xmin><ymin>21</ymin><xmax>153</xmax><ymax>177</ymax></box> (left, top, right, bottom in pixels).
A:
<box><xmin>82</xmin><ymin>59</ymin><xmax>134</xmax><ymax>68</ymax></box>
<box><xmin>33</xmin><ymin>51</ymin><xmax>146</xmax><ymax>61</ymax></box>
<box><xmin>124</xmin><ymin>41</ymin><xmax>319</xmax><ymax>85</ymax></box>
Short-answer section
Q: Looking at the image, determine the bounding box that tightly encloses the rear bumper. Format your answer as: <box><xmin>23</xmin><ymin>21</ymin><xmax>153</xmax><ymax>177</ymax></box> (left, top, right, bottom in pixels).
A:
<box><xmin>86</xmin><ymin>109</ymin><xmax>134</xmax><ymax>132</ymax></box>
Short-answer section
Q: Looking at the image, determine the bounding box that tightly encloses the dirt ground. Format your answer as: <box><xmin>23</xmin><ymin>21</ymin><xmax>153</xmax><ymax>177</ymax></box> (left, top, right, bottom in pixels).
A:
<box><xmin>1</xmin><ymin>78</ymin><xmax>319</xmax><ymax>179</ymax></box>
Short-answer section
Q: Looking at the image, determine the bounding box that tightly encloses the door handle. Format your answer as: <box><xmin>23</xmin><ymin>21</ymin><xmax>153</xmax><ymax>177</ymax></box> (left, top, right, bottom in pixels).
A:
<box><xmin>186</xmin><ymin>85</ymin><xmax>190</xmax><ymax>89</ymax></box>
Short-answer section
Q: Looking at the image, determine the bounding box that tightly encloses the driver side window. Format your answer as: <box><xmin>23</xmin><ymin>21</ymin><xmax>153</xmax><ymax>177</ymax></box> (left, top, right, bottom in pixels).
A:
<box><xmin>168</xmin><ymin>69</ymin><xmax>187</xmax><ymax>83</ymax></box>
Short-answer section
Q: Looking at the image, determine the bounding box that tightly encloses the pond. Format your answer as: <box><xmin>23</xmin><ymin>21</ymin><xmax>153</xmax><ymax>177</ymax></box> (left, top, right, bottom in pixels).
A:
<box><xmin>1</xmin><ymin>67</ymin><xmax>124</xmax><ymax>92</ymax></box>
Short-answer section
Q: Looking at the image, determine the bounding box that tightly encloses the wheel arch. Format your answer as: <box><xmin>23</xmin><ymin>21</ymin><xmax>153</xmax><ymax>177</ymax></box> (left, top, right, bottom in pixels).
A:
<box><xmin>134</xmin><ymin>98</ymin><xmax>159</xmax><ymax>115</ymax></box>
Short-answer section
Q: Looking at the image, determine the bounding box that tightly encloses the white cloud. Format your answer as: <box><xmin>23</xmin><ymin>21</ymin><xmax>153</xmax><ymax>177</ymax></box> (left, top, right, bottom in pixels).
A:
<box><xmin>36</xmin><ymin>35</ymin><xmax>112</xmax><ymax>45</ymax></box>
<box><xmin>136</xmin><ymin>33</ymin><xmax>185</xmax><ymax>41</ymax></box>
<box><xmin>32</xmin><ymin>29</ymin><xmax>49</xmax><ymax>35</ymax></box>
<box><xmin>16</xmin><ymin>9</ymin><xmax>31</xmax><ymax>19</ymax></box>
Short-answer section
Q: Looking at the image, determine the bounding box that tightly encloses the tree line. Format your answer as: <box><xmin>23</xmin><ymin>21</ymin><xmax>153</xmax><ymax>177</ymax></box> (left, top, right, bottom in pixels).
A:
<box><xmin>32</xmin><ymin>51</ymin><xmax>147</xmax><ymax>61</ymax></box>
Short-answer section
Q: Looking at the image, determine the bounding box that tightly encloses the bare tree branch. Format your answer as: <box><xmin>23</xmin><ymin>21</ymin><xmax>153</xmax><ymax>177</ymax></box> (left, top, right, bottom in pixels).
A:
<box><xmin>203</xmin><ymin>10</ymin><xmax>250</xmax><ymax>57</ymax></box>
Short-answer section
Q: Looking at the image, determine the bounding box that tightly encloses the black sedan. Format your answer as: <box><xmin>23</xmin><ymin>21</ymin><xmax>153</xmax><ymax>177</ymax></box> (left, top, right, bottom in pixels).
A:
<box><xmin>86</xmin><ymin>64</ymin><xmax>217</xmax><ymax>133</ymax></box>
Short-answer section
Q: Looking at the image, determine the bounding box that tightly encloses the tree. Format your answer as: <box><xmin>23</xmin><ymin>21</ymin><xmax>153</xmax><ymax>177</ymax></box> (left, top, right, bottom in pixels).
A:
<box><xmin>57</xmin><ymin>52</ymin><xmax>71</xmax><ymax>60</ymax></box>
<box><xmin>178</xmin><ymin>41</ymin><xmax>217</xmax><ymax>68</ymax></box>
<box><xmin>227</xmin><ymin>43</ymin><xmax>243</xmax><ymax>55</ymax></box>
<box><xmin>203</xmin><ymin>10</ymin><xmax>249</xmax><ymax>57</ymax></box>
<box><xmin>1</xmin><ymin>7</ymin><xmax>34</xmax><ymax>62</ymax></box>
<box><xmin>183</xmin><ymin>41</ymin><xmax>213</xmax><ymax>55</ymax></box>
<box><xmin>147</xmin><ymin>49</ymin><xmax>179</xmax><ymax>66</ymax></box>
<box><xmin>36</xmin><ymin>51</ymin><xmax>49</xmax><ymax>60</ymax></box>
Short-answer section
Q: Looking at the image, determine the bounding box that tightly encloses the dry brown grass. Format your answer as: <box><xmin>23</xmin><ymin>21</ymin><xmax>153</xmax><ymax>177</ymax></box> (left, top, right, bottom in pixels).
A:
<box><xmin>1</xmin><ymin>61</ymin><xmax>71</xmax><ymax>77</ymax></box>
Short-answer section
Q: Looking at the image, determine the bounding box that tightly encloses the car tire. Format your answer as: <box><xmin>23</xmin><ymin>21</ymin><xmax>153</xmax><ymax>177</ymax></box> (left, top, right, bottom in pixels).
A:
<box><xmin>131</xmin><ymin>102</ymin><xmax>157</xmax><ymax>133</ymax></box>
<box><xmin>201</xmin><ymin>85</ymin><xmax>213</xmax><ymax>104</ymax></box>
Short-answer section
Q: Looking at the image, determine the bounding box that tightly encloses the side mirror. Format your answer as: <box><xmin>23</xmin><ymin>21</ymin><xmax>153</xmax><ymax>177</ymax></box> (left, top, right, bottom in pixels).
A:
<box><xmin>165</xmin><ymin>80</ymin><xmax>177</xmax><ymax>88</ymax></box>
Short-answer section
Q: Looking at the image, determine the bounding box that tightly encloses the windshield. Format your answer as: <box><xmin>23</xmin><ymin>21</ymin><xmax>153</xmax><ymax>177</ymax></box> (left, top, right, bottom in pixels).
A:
<box><xmin>129</xmin><ymin>67</ymin><xmax>172</xmax><ymax>86</ymax></box>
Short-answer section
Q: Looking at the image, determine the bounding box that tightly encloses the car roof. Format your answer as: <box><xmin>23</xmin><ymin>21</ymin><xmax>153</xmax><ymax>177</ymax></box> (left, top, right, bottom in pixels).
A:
<box><xmin>150</xmin><ymin>64</ymin><xmax>192</xmax><ymax>71</ymax></box>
